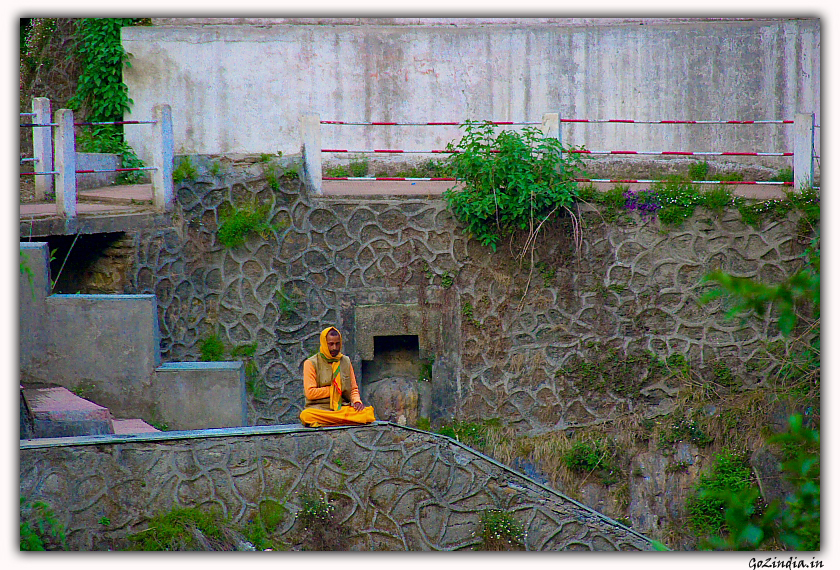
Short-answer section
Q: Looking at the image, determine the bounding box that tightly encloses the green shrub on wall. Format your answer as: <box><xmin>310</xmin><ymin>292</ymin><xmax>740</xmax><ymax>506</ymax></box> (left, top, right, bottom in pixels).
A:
<box><xmin>442</xmin><ymin>120</ymin><xmax>586</xmax><ymax>252</ymax></box>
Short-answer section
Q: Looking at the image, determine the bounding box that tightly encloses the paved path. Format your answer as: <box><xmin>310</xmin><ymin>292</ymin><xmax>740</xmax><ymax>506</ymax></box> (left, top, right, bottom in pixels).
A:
<box><xmin>321</xmin><ymin>180</ymin><xmax>788</xmax><ymax>200</ymax></box>
<box><xmin>19</xmin><ymin>180</ymin><xmax>788</xmax><ymax>220</ymax></box>
<box><xmin>19</xmin><ymin>184</ymin><xmax>155</xmax><ymax>219</ymax></box>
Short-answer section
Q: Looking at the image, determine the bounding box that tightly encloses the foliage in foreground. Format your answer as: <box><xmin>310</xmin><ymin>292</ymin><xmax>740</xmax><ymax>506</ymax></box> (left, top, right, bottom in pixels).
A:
<box><xmin>20</xmin><ymin>497</ymin><xmax>67</xmax><ymax>551</ymax></box>
<box><xmin>127</xmin><ymin>505</ymin><xmax>282</xmax><ymax>551</ymax></box>
<box><xmin>702</xmin><ymin>232</ymin><xmax>820</xmax><ymax>337</ymax></box>
<box><xmin>698</xmin><ymin>415</ymin><xmax>819</xmax><ymax>551</ymax></box>
<box><xmin>694</xmin><ymin>229</ymin><xmax>820</xmax><ymax>551</ymax></box>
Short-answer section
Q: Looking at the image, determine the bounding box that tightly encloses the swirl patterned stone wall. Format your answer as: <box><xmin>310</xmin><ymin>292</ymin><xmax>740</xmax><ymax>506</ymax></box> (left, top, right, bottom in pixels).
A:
<box><xmin>126</xmin><ymin>158</ymin><xmax>809</xmax><ymax>430</ymax></box>
<box><xmin>19</xmin><ymin>423</ymin><xmax>655</xmax><ymax>551</ymax></box>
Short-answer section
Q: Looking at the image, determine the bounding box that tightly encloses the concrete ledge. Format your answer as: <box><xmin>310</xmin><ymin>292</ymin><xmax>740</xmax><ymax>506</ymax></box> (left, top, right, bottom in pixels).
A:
<box><xmin>41</xmin><ymin>294</ymin><xmax>161</xmax><ymax>418</ymax></box>
<box><xmin>153</xmin><ymin>361</ymin><xmax>248</xmax><ymax>430</ymax></box>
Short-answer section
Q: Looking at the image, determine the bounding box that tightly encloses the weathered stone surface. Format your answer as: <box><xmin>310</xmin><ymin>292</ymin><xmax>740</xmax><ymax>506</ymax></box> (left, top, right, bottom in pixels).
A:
<box><xmin>19</xmin><ymin>424</ymin><xmax>655</xmax><ymax>551</ymax></box>
<box><xmin>124</xmin><ymin>165</ymin><xmax>812</xmax><ymax>431</ymax></box>
<box><xmin>366</xmin><ymin>377</ymin><xmax>419</xmax><ymax>425</ymax></box>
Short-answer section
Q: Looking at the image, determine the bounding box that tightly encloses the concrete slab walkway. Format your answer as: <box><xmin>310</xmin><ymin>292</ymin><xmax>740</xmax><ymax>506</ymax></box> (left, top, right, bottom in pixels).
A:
<box><xmin>19</xmin><ymin>184</ymin><xmax>154</xmax><ymax>220</ymax></box>
<box><xmin>321</xmin><ymin>180</ymin><xmax>789</xmax><ymax>200</ymax></box>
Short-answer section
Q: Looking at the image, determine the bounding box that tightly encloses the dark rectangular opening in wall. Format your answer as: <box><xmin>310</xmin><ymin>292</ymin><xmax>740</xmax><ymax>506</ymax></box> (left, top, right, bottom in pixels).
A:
<box><xmin>361</xmin><ymin>335</ymin><xmax>421</xmax><ymax>386</ymax></box>
<box><xmin>374</xmin><ymin>334</ymin><xmax>419</xmax><ymax>355</ymax></box>
<box><xmin>43</xmin><ymin>232</ymin><xmax>130</xmax><ymax>294</ymax></box>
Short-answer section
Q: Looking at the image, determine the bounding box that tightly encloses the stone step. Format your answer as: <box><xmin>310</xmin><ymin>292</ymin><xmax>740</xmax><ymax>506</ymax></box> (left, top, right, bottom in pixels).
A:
<box><xmin>112</xmin><ymin>418</ymin><xmax>160</xmax><ymax>435</ymax></box>
<box><xmin>21</xmin><ymin>386</ymin><xmax>159</xmax><ymax>439</ymax></box>
<box><xmin>77</xmin><ymin>184</ymin><xmax>153</xmax><ymax>205</ymax></box>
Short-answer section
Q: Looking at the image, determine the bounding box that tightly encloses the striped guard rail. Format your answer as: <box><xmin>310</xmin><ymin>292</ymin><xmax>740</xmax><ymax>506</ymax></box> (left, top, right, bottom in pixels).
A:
<box><xmin>322</xmin><ymin>176</ymin><xmax>792</xmax><ymax>185</ymax></box>
<box><xmin>574</xmin><ymin>178</ymin><xmax>793</xmax><ymax>186</ymax></box>
<box><xmin>321</xmin><ymin>119</ymin><xmax>794</xmax><ymax>126</ymax></box>
<box><xmin>322</xmin><ymin>149</ymin><xmax>792</xmax><ymax>157</ymax></box>
<box><xmin>569</xmin><ymin>150</ymin><xmax>793</xmax><ymax>157</ymax></box>
<box><xmin>321</xmin><ymin>121</ymin><xmax>538</xmax><ymax>126</ymax></box>
<box><xmin>323</xmin><ymin>176</ymin><xmax>457</xmax><ymax>181</ymax></box>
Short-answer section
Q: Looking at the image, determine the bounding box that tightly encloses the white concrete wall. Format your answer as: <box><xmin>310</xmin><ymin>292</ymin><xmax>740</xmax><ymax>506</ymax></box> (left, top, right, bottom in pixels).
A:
<box><xmin>122</xmin><ymin>18</ymin><xmax>820</xmax><ymax>171</ymax></box>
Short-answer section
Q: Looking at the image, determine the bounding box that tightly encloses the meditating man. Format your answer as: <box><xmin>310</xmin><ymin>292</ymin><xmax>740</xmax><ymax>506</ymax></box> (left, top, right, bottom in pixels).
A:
<box><xmin>299</xmin><ymin>326</ymin><xmax>377</xmax><ymax>427</ymax></box>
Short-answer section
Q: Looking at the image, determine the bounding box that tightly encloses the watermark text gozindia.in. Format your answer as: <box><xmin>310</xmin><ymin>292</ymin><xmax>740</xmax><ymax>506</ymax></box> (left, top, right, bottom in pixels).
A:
<box><xmin>749</xmin><ymin>557</ymin><xmax>823</xmax><ymax>569</ymax></box>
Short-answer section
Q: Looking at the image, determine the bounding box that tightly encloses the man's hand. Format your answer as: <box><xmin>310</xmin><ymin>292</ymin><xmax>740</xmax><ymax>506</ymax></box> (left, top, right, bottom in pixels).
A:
<box><xmin>352</xmin><ymin>401</ymin><xmax>364</xmax><ymax>412</ymax></box>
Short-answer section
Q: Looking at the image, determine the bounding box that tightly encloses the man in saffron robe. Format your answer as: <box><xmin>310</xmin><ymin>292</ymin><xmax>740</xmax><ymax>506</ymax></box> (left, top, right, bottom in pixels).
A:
<box><xmin>299</xmin><ymin>326</ymin><xmax>376</xmax><ymax>427</ymax></box>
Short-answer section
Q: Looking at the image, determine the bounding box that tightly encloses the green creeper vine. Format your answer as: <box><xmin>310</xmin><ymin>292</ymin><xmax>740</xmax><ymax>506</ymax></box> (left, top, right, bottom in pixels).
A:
<box><xmin>69</xmin><ymin>18</ymin><xmax>150</xmax><ymax>183</ymax></box>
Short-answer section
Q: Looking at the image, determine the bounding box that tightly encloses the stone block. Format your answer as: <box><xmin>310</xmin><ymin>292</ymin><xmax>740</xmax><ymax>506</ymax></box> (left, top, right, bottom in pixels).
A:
<box><xmin>39</xmin><ymin>294</ymin><xmax>161</xmax><ymax>418</ymax></box>
<box><xmin>154</xmin><ymin>361</ymin><xmax>247</xmax><ymax>430</ymax></box>
<box><xmin>23</xmin><ymin>386</ymin><xmax>114</xmax><ymax>438</ymax></box>
<box><xmin>76</xmin><ymin>152</ymin><xmax>120</xmax><ymax>190</ymax></box>
<box><xmin>354</xmin><ymin>303</ymin><xmax>440</xmax><ymax>361</ymax></box>
<box><xmin>366</xmin><ymin>376</ymin><xmax>419</xmax><ymax>425</ymax></box>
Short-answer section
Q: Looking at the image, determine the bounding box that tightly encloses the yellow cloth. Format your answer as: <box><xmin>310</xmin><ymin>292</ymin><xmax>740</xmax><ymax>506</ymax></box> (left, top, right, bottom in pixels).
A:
<box><xmin>317</xmin><ymin>326</ymin><xmax>344</xmax><ymax>412</ymax></box>
<box><xmin>299</xmin><ymin>405</ymin><xmax>376</xmax><ymax>428</ymax></box>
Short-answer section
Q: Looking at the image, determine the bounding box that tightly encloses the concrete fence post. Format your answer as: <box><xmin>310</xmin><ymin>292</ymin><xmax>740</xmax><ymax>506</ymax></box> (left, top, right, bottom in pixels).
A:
<box><xmin>32</xmin><ymin>97</ymin><xmax>53</xmax><ymax>201</ymax></box>
<box><xmin>152</xmin><ymin>104</ymin><xmax>175</xmax><ymax>212</ymax></box>
<box><xmin>54</xmin><ymin>109</ymin><xmax>77</xmax><ymax>219</ymax></box>
<box><xmin>793</xmin><ymin>112</ymin><xmax>815</xmax><ymax>191</ymax></box>
<box><xmin>300</xmin><ymin>113</ymin><xmax>322</xmax><ymax>195</ymax></box>
<box><xmin>541</xmin><ymin>112</ymin><xmax>561</xmax><ymax>146</ymax></box>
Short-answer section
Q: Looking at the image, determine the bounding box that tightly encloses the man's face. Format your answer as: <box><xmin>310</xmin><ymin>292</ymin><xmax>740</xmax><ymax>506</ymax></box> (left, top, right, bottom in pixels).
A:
<box><xmin>326</xmin><ymin>332</ymin><xmax>341</xmax><ymax>358</ymax></box>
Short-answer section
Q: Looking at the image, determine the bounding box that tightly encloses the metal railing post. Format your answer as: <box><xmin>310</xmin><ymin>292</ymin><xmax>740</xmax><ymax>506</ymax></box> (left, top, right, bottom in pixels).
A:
<box><xmin>32</xmin><ymin>97</ymin><xmax>53</xmax><ymax>201</ymax></box>
<box><xmin>152</xmin><ymin>104</ymin><xmax>174</xmax><ymax>212</ymax></box>
<box><xmin>300</xmin><ymin>113</ymin><xmax>323</xmax><ymax>194</ymax></box>
<box><xmin>54</xmin><ymin>109</ymin><xmax>77</xmax><ymax>218</ymax></box>
<box><xmin>793</xmin><ymin>112</ymin><xmax>815</xmax><ymax>190</ymax></box>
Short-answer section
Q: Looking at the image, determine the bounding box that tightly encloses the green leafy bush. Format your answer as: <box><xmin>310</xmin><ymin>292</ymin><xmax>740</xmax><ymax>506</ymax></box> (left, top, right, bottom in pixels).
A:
<box><xmin>698</xmin><ymin>415</ymin><xmax>819</xmax><ymax>551</ymax></box>
<box><xmin>442</xmin><ymin>120</ymin><xmax>585</xmax><ymax>251</ymax></box>
<box><xmin>172</xmin><ymin>156</ymin><xmax>198</xmax><ymax>183</ymax></box>
<box><xmin>198</xmin><ymin>333</ymin><xmax>226</xmax><ymax>362</ymax></box>
<box><xmin>127</xmin><ymin>507</ymin><xmax>225</xmax><ymax>550</ymax></box>
<box><xmin>69</xmin><ymin>18</ymin><xmax>148</xmax><ymax>183</ymax></box>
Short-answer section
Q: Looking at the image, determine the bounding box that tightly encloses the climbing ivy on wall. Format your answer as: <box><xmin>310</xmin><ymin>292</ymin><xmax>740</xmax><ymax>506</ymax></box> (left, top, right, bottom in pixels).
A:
<box><xmin>69</xmin><ymin>18</ymin><xmax>150</xmax><ymax>183</ymax></box>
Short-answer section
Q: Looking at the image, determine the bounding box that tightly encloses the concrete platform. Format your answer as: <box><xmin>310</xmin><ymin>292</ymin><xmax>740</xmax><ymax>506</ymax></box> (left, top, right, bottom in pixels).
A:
<box><xmin>19</xmin><ymin>184</ymin><xmax>154</xmax><ymax>219</ymax></box>
<box><xmin>113</xmin><ymin>418</ymin><xmax>160</xmax><ymax>435</ymax></box>
<box><xmin>21</xmin><ymin>385</ymin><xmax>161</xmax><ymax>439</ymax></box>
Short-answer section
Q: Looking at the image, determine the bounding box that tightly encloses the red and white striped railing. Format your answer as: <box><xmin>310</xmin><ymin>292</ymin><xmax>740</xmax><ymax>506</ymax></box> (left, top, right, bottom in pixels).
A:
<box><xmin>299</xmin><ymin>112</ymin><xmax>818</xmax><ymax>193</ymax></box>
<box><xmin>20</xmin><ymin>99</ymin><xmax>174</xmax><ymax>217</ymax></box>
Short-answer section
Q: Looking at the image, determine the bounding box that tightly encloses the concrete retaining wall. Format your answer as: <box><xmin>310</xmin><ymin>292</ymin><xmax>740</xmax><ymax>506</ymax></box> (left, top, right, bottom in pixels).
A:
<box><xmin>19</xmin><ymin>423</ymin><xmax>656</xmax><ymax>551</ymax></box>
<box><xmin>125</xmin><ymin>164</ymin><xmax>812</xmax><ymax>430</ymax></box>
<box><xmin>122</xmin><ymin>17</ymin><xmax>820</xmax><ymax>176</ymax></box>
<box><xmin>19</xmin><ymin>242</ymin><xmax>247</xmax><ymax>430</ymax></box>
